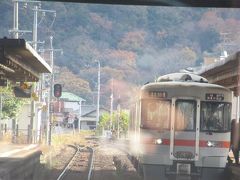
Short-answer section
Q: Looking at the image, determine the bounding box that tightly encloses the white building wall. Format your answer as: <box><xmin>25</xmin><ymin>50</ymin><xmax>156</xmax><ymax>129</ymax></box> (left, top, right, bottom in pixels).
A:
<box><xmin>64</xmin><ymin>102</ymin><xmax>80</xmax><ymax>112</ymax></box>
<box><xmin>81</xmin><ymin>121</ymin><xmax>88</xmax><ymax>130</ymax></box>
<box><xmin>36</xmin><ymin>108</ymin><xmax>42</xmax><ymax>141</ymax></box>
<box><xmin>17</xmin><ymin>104</ymin><xmax>30</xmax><ymax>132</ymax></box>
<box><xmin>17</xmin><ymin>103</ymin><xmax>42</xmax><ymax>140</ymax></box>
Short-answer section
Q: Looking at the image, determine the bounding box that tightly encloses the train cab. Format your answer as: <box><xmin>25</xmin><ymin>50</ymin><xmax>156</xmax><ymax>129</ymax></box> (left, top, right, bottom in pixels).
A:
<box><xmin>129</xmin><ymin>73</ymin><xmax>232</xmax><ymax>180</ymax></box>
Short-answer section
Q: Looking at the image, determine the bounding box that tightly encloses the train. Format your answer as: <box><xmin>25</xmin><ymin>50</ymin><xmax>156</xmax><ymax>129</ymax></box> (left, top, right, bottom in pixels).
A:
<box><xmin>129</xmin><ymin>72</ymin><xmax>232</xmax><ymax>180</ymax></box>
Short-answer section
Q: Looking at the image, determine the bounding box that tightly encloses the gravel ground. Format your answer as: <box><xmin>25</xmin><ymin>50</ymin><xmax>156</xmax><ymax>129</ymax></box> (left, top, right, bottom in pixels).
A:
<box><xmin>63</xmin><ymin>147</ymin><xmax>92</xmax><ymax>180</ymax></box>
<box><xmin>36</xmin><ymin>138</ymin><xmax>142</xmax><ymax>180</ymax></box>
<box><xmin>92</xmin><ymin>140</ymin><xmax>142</xmax><ymax>180</ymax></box>
<box><xmin>36</xmin><ymin>145</ymin><xmax>77</xmax><ymax>180</ymax></box>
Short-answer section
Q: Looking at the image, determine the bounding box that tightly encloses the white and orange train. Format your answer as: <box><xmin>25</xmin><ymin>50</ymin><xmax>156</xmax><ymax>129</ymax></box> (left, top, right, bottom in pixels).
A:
<box><xmin>129</xmin><ymin>73</ymin><xmax>232</xmax><ymax>180</ymax></box>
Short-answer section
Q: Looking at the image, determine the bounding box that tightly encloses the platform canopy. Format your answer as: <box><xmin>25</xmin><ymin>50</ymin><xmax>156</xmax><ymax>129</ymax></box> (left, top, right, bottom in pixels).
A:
<box><xmin>0</xmin><ymin>38</ymin><xmax>52</xmax><ymax>82</ymax></box>
<box><xmin>198</xmin><ymin>52</ymin><xmax>240</xmax><ymax>96</ymax></box>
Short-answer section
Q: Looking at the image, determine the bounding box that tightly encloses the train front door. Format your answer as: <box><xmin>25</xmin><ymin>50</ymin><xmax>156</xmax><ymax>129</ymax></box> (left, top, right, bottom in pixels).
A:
<box><xmin>170</xmin><ymin>98</ymin><xmax>200</xmax><ymax>174</ymax></box>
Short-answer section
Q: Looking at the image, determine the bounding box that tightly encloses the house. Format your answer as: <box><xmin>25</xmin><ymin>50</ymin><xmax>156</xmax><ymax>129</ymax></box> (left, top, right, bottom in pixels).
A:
<box><xmin>80</xmin><ymin>105</ymin><xmax>109</xmax><ymax>130</ymax></box>
<box><xmin>53</xmin><ymin>91</ymin><xmax>110</xmax><ymax>130</ymax></box>
<box><xmin>54</xmin><ymin>92</ymin><xmax>85</xmax><ymax>127</ymax></box>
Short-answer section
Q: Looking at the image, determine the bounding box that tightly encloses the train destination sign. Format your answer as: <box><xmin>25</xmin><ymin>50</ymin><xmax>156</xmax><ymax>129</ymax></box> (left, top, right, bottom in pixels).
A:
<box><xmin>148</xmin><ymin>91</ymin><xmax>167</xmax><ymax>98</ymax></box>
<box><xmin>205</xmin><ymin>93</ymin><xmax>224</xmax><ymax>101</ymax></box>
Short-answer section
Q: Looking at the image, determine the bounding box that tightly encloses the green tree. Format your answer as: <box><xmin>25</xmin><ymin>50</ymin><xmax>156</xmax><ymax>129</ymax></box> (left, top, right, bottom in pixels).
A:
<box><xmin>0</xmin><ymin>87</ymin><xmax>27</xmax><ymax>119</ymax></box>
<box><xmin>98</xmin><ymin>112</ymin><xmax>111</xmax><ymax>130</ymax></box>
<box><xmin>98</xmin><ymin>110</ymin><xmax>129</xmax><ymax>135</ymax></box>
<box><xmin>118</xmin><ymin>110</ymin><xmax>129</xmax><ymax>134</ymax></box>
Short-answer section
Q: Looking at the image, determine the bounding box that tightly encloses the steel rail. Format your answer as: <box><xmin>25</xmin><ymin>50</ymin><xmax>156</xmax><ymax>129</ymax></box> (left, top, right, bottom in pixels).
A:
<box><xmin>56</xmin><ymin>145</ymin><xmax>80</xmax><ymax>180</ymax></box>
<box><xmin>87</xmin><ymin>147</ymin><xmax>95</xmax><ymax>180</ymax></box>
<box><xmin>56</xmin><ymin>145</ymin><xmax>95</xmax><ymax>180</ymax></box>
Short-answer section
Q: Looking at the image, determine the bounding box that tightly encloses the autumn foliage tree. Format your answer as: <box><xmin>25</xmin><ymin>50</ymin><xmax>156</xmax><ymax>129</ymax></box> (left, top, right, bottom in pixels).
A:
<box><xmin>118</xmin><ymin>31</ymin><xmax>146</xmax><ymax>52</ymax></box>
<box><xmin>54</xmin><ymin>67</ymin><xmax>91</xmax><ymax>95</ymax></box>
<box><xmin>2</xmin><ymin>1</ymin><xmax>240</xmax><ymax>109</ymax></box>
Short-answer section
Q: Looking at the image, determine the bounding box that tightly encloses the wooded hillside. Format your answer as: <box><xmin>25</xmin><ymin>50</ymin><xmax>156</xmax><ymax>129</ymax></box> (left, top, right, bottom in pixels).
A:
<box><xmin>1</xmin><ymin>1</ymin><xmax>240</xmax><ymax>107</ymax></box>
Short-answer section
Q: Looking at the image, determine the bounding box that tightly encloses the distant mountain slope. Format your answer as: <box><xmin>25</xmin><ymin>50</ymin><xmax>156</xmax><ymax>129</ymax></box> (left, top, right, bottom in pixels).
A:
<box><xmin>1</xmin><ymin>1</ymin><xmax>240</xmax><ymax>107</ymax></box>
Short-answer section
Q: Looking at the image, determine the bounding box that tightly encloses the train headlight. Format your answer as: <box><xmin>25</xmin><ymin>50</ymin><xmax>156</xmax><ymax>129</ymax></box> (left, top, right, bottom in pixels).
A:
<box><xmin>207</xmin><ymin>141</ymin><xmax>217</xmax><ymax>147</ymax></box>
<box><xmin>155</xmin><ymin>138</ymin><xmax>163</xmax><ymax>145</ymax></box>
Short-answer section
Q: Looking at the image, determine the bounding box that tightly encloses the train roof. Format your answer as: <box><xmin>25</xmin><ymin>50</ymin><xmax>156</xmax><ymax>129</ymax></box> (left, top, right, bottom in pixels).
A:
<box><xmin>157</xmin><ymin>73</ymin><xmax>208</xmax><ymax>83</ymax></box>
<box><xmin>142</xmin><ymin>73</ymin><xmax>230</xmax><ymax>92</ymax></box>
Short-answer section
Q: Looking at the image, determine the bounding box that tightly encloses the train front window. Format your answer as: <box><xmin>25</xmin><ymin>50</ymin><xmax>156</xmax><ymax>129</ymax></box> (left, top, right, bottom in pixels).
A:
<box><xmin>200</xmin><ymin>102</ymin><xmax>231</xmax><ymax>132</ymax></box>
<box><xmin>141</xmin><ymin>100</ymin><xmax>170</xmax><ymax>130</ymax></box>
<box><xmin>175</xmin><ymin>100</ymin><xmax>196</xmax><ymax>131</ymax></box>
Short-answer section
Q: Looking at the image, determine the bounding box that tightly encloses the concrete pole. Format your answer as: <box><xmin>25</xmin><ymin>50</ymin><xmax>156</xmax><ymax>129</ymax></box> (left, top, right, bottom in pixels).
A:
<box><xmin>29</xmin><ymin>89</ymin><xmax>35</xmax><ymax>143</ymax></box>
<box><xmin>13</xmin><ymin>0</ymin><xmax>19</xmax><ymax>39</ymax></box>
<box><xmin>96</xmin><ymin>60</ymin><xmax>100</xmax><ymax>123</ymax></box>
<box><xmin>117</xmin><ymin>103</ymin><xmax>120</xmax><ymax>139</ymax></box>
<box><xmin>32</xmin><ymin>5</ymin><xmax>38</xmax><ymax>50</ymax></box>
<box><xmin>110</xmin><ymin>79</ymin><xmax>113</xmax><ymax>130</ymax></box>
<box><xmin>29</xmin><ymin>6</ymin><xmax>39</xmax><ymax>144</ymax></box>
<box><xmin>78</xmin><ymin>100</ymin><xmax>82</xmax><ymax>133</ymax></box>
<box><xmin>48</xmin><ymin>36</ymin><xmax>54</xmax><ymax>146</ymax></box>
<box><xmin>46</xmin><ymin>91</ymin><xmax>50</xmax><ymax>144</ymax></box>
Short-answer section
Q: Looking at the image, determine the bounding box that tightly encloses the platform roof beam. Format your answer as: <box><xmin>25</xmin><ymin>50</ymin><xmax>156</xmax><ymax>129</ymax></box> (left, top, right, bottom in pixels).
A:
<box><xmin>0</xmin><ymin>38</ymin><xmax>52</xmax><ymax>82</ymax></box>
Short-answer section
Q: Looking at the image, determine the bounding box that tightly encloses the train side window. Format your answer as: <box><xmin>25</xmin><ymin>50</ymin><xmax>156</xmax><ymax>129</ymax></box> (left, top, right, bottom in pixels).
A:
<box><xmin>141</xmin><ymin>100</ymin><xmax>171</xmax><ymax>130</ymax></box>
<box><xmin>223</xmin><ymin>103</ymin><xmax>231</xmax><ymax>130</ymax></box>
<box><xmin>175</xmin><ymin>100</ymin><xmax>196</xmax><ymax>131</ymax></box>
<box><xmin>200</xmin><ymin>102</ymin><xmax>231</xmax><ymax>132</ymax></box>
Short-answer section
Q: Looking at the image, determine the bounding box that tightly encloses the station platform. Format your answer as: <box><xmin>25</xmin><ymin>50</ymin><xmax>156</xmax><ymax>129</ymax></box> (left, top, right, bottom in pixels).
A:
<box><xmin>0</xmin><ymin>142</ymin><xmax>39</xmax><ymax>158</ymax></box>
<box><xmin>0</xmin><ymin>142</ymin><xmax>42</xmax><ymax>180</ymax></box>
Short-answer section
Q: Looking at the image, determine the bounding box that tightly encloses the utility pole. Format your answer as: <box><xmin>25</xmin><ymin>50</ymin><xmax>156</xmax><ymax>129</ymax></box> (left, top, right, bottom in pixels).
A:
<box><xmin>32</xmin><ymin>6</ymin><xmax>56</xmax><ymax>145</ymax></box>
<box><xmin>39</xmin><ymin>36</ymin><xmax>62</xmax><ymax>145</ymax></box>
<box><xmin>10</xmin><ymin>0</ymin><xmax>57</xmax><ymax>144</ymax></box>
<box><xmin>11</xmin><ymin>0</ymin><xmax>45</xmax><ymax>143</ymax></box>
<box><xmin>117</xmin><ymin>102</ymin><xmax>120</xmax><ymax>139</ymax></box>
<box><xmin>29</xmin><ymin>4</ymin><xmax>39</xmax><ymax>144</ymax></box>
<box><xmin>96</xmin><ymin>60</ymin><xmax>100</xmax><ymax>123</ymax></box>
<box><xmin>78</xmin><ymin>101</ymin><xmax>81</xmax><ymax>133</ymax></box>
<box><xmin>110</xmin><ymin>78</ymin><xmax>113</xmax><ymax>130</ymax></box>
<box><xmin>117</xmin><ymin>96</ymin><xmax>120</xmax><ymax>139</ymax></box>
<box><xmin>32</xmin><ymin>5</ymin><xmax>38</xmax><ymax>50</ymax></box>
<box><xmin>13</xmin><ymin>0</ymin><xmax>19</xmax><ymax>39</ymax></box>
<box><xmin>48</xmin><ymin>36</ymin><xmax>54</xmax><ymax>145</ymax></box>
<box><xmin>10</xmin><ymin>0</ymin><xmax>39</xmax><ymax>39</ymax></box>
<box><xmin>78</xmin><ymin>100</ymin><xmax>84</xmax><ymax>133</ymax></box>
<box><xmin>42</xmin><ymin>36</ymin><xmax>62</xmax><ymax>145</ymax></box>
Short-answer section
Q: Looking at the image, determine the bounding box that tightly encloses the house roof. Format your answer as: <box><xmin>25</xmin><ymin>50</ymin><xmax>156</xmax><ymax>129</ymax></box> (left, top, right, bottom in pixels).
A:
<box><xmin>81</xmin><ymin>105</ymin><xmax>96</xmax><ymax>116</ymax></box>
<box><xmin>60</xmin><ymin>92</ymin><xmax>86</xmax><ymax>102</ymax></box>
<box><xmin>81</xmin><ymin>105</ymin><xmax>109</xmax><ymax>117</ymax></box>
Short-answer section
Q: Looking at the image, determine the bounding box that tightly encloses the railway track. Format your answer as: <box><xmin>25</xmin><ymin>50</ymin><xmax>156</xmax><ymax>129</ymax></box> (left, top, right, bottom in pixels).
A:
<box><xmin>56</xmin><ymin>145</ymin><xmax>94</xmax><ymax>180</ymax></box>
